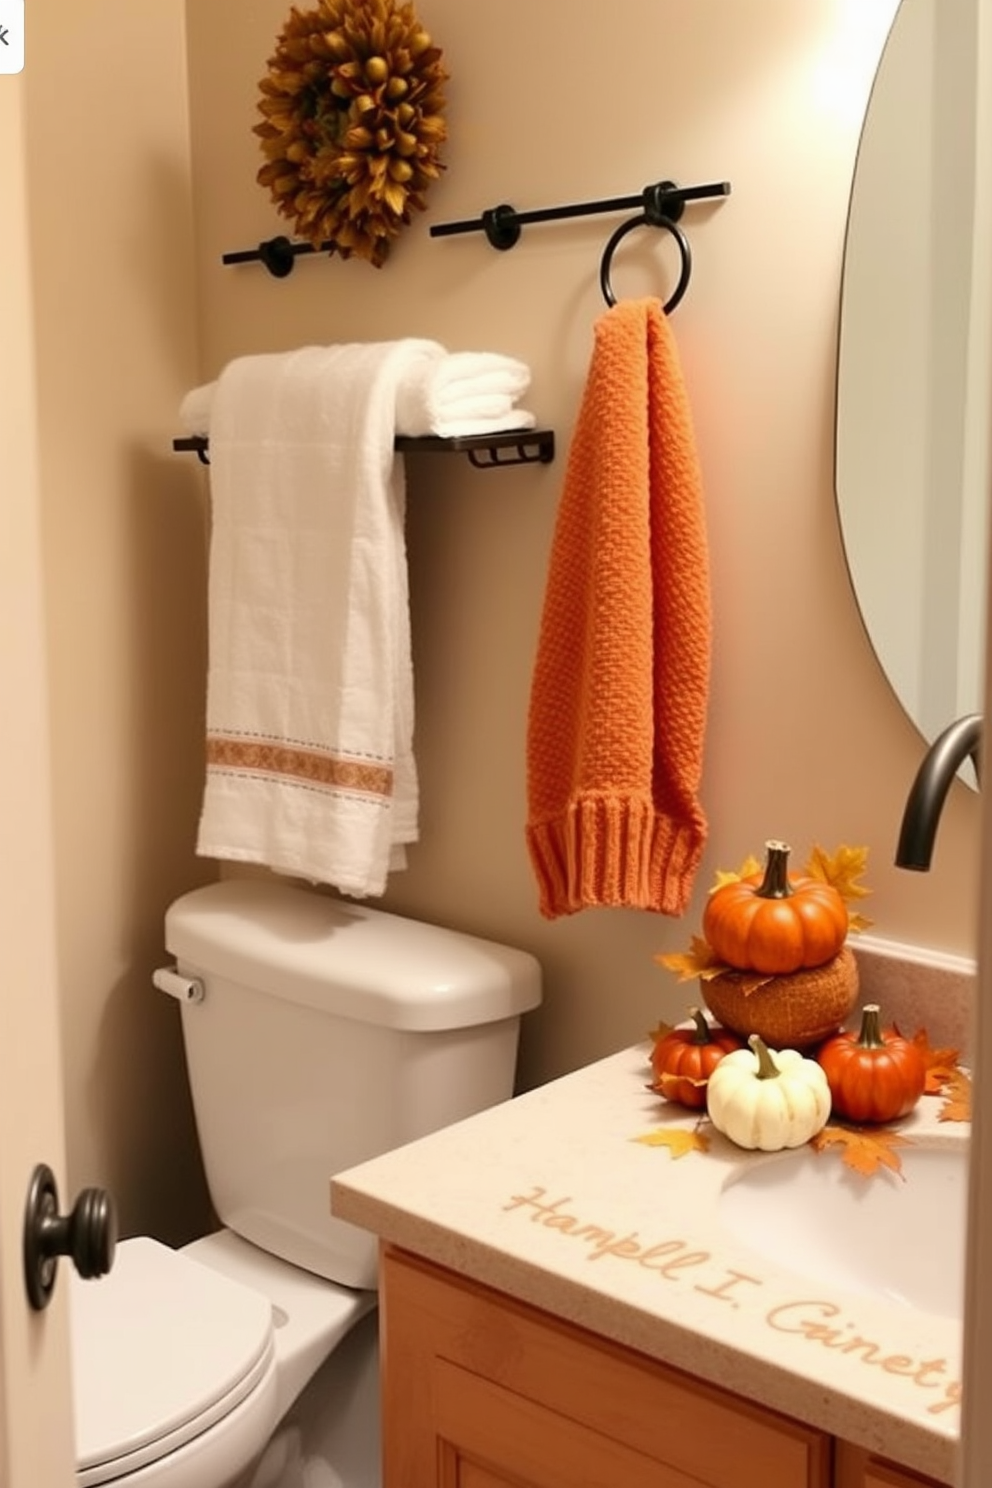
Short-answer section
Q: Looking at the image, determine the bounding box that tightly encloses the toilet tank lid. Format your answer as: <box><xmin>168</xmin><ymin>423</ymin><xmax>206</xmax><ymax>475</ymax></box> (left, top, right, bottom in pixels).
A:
<box><xmin>164</xmin><ymin>880</ymin><xmax>542</xmax><ymax>1032</ymax></box>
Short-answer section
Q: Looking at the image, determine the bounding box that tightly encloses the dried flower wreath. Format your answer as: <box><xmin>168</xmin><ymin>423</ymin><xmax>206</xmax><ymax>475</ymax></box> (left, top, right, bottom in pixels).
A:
<box><xmin>254</xmin><ymin>0</ymin><xmax>448</xmax><ymax>267</ymax></box>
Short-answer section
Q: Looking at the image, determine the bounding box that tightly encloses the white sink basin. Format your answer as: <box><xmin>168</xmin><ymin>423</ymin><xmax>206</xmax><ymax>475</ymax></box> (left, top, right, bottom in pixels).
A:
<box><xmin>718</xmin><ymin>1144</ymin><xmax>968</xmax><ymax>1320</ymax></box>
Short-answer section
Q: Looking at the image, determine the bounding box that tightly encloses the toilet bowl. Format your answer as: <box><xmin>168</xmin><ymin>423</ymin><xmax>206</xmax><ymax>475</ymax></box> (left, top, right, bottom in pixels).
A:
<box><xmin>70</xmin><ymin>1239</ymin><xmax>279</xmax><ymax>1488</ymax></box>
<box><xmin>69</xmin><ymin>879</ymin><xmax>541</xmax><ymax>1486</ymax></box>
<box><xmin>71</xmin><ymin>1231</ymin><xmax>378</xmax><ymax>1488</ymax></box>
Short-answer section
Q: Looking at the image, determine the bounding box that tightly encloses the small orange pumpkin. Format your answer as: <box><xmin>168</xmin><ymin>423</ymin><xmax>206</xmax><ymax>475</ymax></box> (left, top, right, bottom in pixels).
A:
<box><xmin>650</xmin><ymin>1007</ymin><xmax>743</xmax><ymax>1109</ymax></box>
<box><xmin>815</xmin><ymin>1003</ymin><xmax>926</xmax><ymax>1123</ymax></box>
<box><xmin>702</xmin><ymin>840</ymin><xmax>848</xmax><ymax>976</ymax></box>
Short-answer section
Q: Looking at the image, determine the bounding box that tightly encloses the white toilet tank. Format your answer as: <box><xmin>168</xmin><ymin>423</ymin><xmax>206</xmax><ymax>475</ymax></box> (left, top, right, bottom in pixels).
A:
<box><xmin>162</xmin><ymin>879</ymin><xmax>541</xmax><ymax>1291</ymax></box>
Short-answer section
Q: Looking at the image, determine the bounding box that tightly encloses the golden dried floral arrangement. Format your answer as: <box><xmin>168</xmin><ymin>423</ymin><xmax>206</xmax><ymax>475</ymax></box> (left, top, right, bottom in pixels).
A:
<box><xmin>254</xmin><ymin>0</ymin><xmax>448</xmax><ymax>267</ymax></box>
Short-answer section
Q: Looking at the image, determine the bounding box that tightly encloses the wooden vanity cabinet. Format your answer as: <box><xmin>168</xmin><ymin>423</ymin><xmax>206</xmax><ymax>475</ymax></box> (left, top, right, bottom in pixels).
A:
<box><xmin>380</xmin><ymin>1245</ymin><xmax>833</xmax><ymax>1488</ymax></box>
<box><xmin>380</xmin><ymin>1248</ymin><xmax>953</xmax><ymax>1488</ymax></box>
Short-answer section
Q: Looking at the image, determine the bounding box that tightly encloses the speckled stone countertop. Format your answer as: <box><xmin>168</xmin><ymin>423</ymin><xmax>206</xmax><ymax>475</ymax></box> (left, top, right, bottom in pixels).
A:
<box><xmin>333</xmin><ymin>941</ymin><xmax>974</xmax><ymax>1486</ymax></box>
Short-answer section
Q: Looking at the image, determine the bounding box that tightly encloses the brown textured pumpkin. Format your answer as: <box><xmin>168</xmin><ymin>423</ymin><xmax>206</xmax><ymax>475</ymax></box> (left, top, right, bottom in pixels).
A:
<box><xmin>702</xmin><ymin>840</ymin><xmax>849</xmax><ymax>975</ymax></box>
<box><xmin>701</xmin><ymin>945</ymin><xmax>859</xmax><ymax>1050</ymax></box>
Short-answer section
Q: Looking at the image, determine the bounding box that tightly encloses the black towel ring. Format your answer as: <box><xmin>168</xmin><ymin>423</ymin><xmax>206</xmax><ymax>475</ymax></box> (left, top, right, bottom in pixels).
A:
<box><xmin>599</xmin><ymin>213</ymin><xmax>692</xmax><ymax>312</ymax></box>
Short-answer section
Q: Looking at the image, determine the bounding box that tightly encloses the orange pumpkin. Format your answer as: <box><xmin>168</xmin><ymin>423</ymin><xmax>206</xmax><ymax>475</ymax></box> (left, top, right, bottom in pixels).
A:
<box><xmin>816</xmin><ymin>1003</ymin><xmax>925</xmax><ymax>1123</ymax></box>
<box><xmin>702</xmin><ymin>840</ymin><xmax>848</xmax><ymax>976</ymax></box>
<box><xmin>650</xmin><ymin>1008</ymin><xmax>743</xmax><ymax>1109</ymax></box>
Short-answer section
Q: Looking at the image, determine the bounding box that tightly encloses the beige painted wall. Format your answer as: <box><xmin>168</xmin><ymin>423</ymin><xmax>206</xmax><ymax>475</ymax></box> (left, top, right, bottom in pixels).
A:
<box><xmin>14</xmin><ymin>0</ymin><xmax>983</xmax><ymax>1254</ymax></box>
<box><xmin>185</xmin><ymin>0</ymin><xmax>978</xmax><ymax>1095</ymax></box>
<box><xmin>23</xmin><ymin>1</ymin><xmax>215</xmax><ymax>1243</ymax></box>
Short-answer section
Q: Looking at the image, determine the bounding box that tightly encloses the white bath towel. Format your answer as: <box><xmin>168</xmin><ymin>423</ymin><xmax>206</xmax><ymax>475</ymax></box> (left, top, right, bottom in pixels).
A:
<box><xmin>196</xmin><ymin>340</ymin><xmax>439</xmax><ymax>897</ymax></box>
<box><xmin>180</xmin><ymin>348</ymin><xmax>535</xmax><ymax>441</ymax></box>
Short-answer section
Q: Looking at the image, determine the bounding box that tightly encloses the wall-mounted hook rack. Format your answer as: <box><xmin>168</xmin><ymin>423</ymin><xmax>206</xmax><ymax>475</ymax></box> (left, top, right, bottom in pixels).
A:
<box><xmin>430</xmin><ymin>178</ymin><xmax>731</xmax><ymax>251</ymax></box>
<box><xmin>221</xmin><ymin>234</ymin><xmax>334</xmax><ymax>278</ymax></box>
<box><xmin>173</xmin><ymin>429</ymin><xmax>555</xmax><ymax>470</ymax></box>
<box><xmin>224</xmin><ymin>180</ymin><xmax>729</xmax><ymax>274</ymax></box>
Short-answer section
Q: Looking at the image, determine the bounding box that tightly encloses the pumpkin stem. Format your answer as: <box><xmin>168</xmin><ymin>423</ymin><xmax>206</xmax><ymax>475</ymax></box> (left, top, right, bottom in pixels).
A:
<box><xmin>688</xmin><ymin>1007</ymin><xmax>711</xmax><ymax>1045</ymax></box>
<box><xmin>748</xmin><ymin>1033</ymin><xmax>781</xmax><ymax>1080</ymax></box>
<box><xmin>757</xmin><ymin>840</ymin><xmax>793</xmax><ymax>901</ymax></box>
<box><xmin>856</xmin><ymin>1003</ymin><xmax>888</xmax><ymax>1049</ymax></box>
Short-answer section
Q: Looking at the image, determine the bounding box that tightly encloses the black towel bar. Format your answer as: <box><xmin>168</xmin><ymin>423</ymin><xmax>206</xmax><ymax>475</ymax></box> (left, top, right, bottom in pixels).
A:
<box><xmin>430</xmin><ymin>178</ymin><xmax>731</xmax><ymax>251</ymax></box>
<box><xmin>223</xmin><ymin>181</ymin><xmax>730</xmax><ymax>275</ymax></box>
<box><xmin>221</xmin><ymin>236</ymin><xmax>331</xmax><ymax>277</ymax></box>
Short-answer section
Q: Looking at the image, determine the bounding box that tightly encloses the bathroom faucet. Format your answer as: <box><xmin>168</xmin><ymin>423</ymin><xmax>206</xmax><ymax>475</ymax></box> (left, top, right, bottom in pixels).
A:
<box><xmin>895</xmin><ymin>713</ymin><xmax>982</xmax><ymax>871</ymax></box>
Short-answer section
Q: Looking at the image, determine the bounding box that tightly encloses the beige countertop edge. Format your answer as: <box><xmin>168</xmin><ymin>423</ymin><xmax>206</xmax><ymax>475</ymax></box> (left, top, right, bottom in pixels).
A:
<box><xmin>331</xmin><ymin>1176</ymin><xmax>958</xmax><ymax>1485</ymax></box>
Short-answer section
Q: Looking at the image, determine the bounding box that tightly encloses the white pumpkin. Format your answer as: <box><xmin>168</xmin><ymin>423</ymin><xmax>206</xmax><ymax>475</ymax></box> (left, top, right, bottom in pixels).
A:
<box><xmin>706</xmin><ymin>1034</ymin><xmax>831</xmax><ymax>1151</ymax></box>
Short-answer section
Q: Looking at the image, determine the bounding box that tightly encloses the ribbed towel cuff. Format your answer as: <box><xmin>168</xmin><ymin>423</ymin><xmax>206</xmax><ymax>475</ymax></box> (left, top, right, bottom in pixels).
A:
<box><xmin>526</xmin><ymin>792</ymin><xmax>706</xmax><ymax>919</ymax></box>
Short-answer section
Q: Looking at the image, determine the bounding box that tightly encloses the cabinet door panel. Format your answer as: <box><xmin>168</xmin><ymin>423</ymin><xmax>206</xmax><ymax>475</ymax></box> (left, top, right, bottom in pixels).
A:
<box><xmin>435</xmin><ymin>1355</ymin><xmax>710</xmax><ymax>1488</ymax></box>
<box><xmin>381</xmin><ymin>1246</ymin><xmax>831</xmax><ymax>1488</ymax></box>
<box><xmin>864</xmin><ymin>1466</ymin><xmax>947</xmax><ymax>1488</ymax></box>
<box><xmin>446</xmin><ymin>1460</ymin><xmax>528</xmax><ymax>1488</ymax></box>
<box><xmin>833</xmin><ymin>1440</ymin><xmax>949</xmax><ymax>1488</ymax></box>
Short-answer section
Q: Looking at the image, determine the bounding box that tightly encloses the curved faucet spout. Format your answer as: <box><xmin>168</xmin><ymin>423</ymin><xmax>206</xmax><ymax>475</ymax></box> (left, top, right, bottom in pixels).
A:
<box><xmin>895</xmin><ymin>714</ymin><xmax>982</xmax><ymax>871</ymax></box>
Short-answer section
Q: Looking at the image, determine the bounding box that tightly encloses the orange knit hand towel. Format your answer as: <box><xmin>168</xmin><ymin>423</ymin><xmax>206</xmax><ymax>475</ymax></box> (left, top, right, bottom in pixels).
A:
<box><xmin>526</xmin><ymin>297</ymin><xmax>711</xmax><ymax>918</ymax></box>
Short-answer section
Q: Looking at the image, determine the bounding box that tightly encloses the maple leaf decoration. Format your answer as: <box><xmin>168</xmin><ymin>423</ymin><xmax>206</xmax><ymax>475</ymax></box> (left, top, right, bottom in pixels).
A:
<box><xmin>908</xmin><ymin>1028</ymin><xmax>972</xmax><ymax>1121</ymax></box>
<box><xmin>937</xmin><ymin>1070</ymin><xmax>973</xmax><ymax>1124</ymax></box>
<box><xmin>632</xmin><ymin>1128</ymin><xmax>711</xmax><ymax>1159</ymax></box>
<box><xmin>911</xmin><ymin>1028</ymin><xmax>963</xmax><ymax>1094</ymax></box>
<box><xmin>710</xmin><ymin>855</ymin><xmax>762</xmax><ymax>890</ymax></box>
<box><xmin>654</xmin><ymin>937</ymin><xmax>774</xmax><ymax>994</ymax></box>
<box><xmin>811</xmin><ymin>1123</ymin><xmax>911</xmax><ymax>1178</ymax></box>
<box><xmin>804</xmin><ymin>844</ymin><xmax>873</xmax><ymax>935</ymax></box>
<box><xmin>655</xmin><ymin>937</ymin><xmax>737</xmax><ymax>985</ymax></box>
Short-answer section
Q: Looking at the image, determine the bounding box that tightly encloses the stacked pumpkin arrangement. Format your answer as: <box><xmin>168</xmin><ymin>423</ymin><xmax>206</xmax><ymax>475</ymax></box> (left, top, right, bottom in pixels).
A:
<box><xmin>652</xmin><ymin>840</ymin><xmax>927</xmax><ymax>1151</ymax></box>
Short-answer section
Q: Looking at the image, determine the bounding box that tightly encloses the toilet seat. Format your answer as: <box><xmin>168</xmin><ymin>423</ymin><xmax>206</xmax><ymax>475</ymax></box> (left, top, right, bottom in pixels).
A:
<box><xmin>70</xmin><ymin>1237</ymin><xmax>276</xmax><ymax>1486</ymax></box>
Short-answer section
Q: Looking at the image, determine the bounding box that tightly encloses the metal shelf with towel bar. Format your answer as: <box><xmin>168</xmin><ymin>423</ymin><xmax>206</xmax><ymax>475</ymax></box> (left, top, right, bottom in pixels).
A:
<box><xmin>172</xmin><ymin>429</ymin><xmax>555</xmax><ymax>470</ymax></box>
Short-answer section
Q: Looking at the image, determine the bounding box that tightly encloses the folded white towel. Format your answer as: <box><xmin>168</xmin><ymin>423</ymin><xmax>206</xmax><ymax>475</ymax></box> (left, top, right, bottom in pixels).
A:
<box><xmin>178</xmin><ymin>382</ymin><xmax>216</xmax><ymax>436</ymax></box>
<box><xmin>180</xmin><ymin>348</ymin><xmax>535</xmax><ymax>442</ymax></box>
<box><xmin>196</xmin><ymin>340</ymin><xmax>439</xmax><ymax>897</ymax></box>
<box><xmin>404</xmin><ymin>407</ymin><xmax>538</xmax><ymax>438</ymax></box>
<box><xmin>424</xmin><ymin>351</ymin><xmax>531</xmax><ymax>398</ymax></box>
<box><xmin>394</xmin><ymin>350</ymin><xmax>535</xmax><ymax>438</ymax></box>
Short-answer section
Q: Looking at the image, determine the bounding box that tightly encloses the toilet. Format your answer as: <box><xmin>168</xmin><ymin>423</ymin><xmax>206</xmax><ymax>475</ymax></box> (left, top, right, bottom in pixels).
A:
<box><xmin>68</xmin><ymin>878</ymin><xmax>541</xmax><ymax>1488</ymax></box>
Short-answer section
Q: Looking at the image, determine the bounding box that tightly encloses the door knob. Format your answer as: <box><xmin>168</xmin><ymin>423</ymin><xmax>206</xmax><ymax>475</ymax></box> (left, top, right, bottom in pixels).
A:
<box><xmin>23</xmin><ymin>1162</ymin><xmax>117</xmax><ymax>1311</ymax></box>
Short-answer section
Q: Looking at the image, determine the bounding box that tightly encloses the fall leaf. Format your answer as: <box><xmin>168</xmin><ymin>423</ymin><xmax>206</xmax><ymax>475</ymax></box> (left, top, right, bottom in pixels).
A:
<box><xmin>811</xmin><ymin>1123</ymin><xmax>911</xmax><ymax>1178</ymax></box>
<box><xmin>718</xmin><ymin>968</ymin><xmax>777</xmax><ymax>997</ymax></box>
<box><xmin>654</xmin><ymin>942</ymin><xmax>774</xmax><ymax>996</ymax></box>
<box><xmin>910</xmin><ymin>1028</ymin><xmax>963</xmax><ymax>1094</ymax></box>
<box><xmin>709</xmin><ymin>855</ymin><xmax>762</xmax><ymax>892</ymax></box>
<box><xmin>632</xmin><ymin>1127</ymin><xmax>711</xmax><ymax>1159</ymax></box>
<box><xmin>937</xmin><ymin>1069</ymin><xmax>973</xmax><ymax>1123</ymax></box>
<box><xmin>652</xmin><ymin>1071</ymin><xmax>709</xmax><ymax>1098</ymax></box>
<box><xmin>805</xmin><ymin>843</ymin><xmax>871</xmax><ymax>900</ymax></box>
<box><xmin>805</xmin><ymin>844</ymin><xmax>874</xmax><ymax>934</ymax></box>
<box><xmin>655</xmin><ymin>937</ymin><xmax>731</xmax><ymax>984</ymax></box>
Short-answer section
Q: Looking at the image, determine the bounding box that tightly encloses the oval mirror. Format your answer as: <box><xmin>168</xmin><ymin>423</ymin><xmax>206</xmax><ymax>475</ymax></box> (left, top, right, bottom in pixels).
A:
<box><xmin>836</xmin><ymin>0</ymin><xmax>992</xmax><ymax>783</ymax></box>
